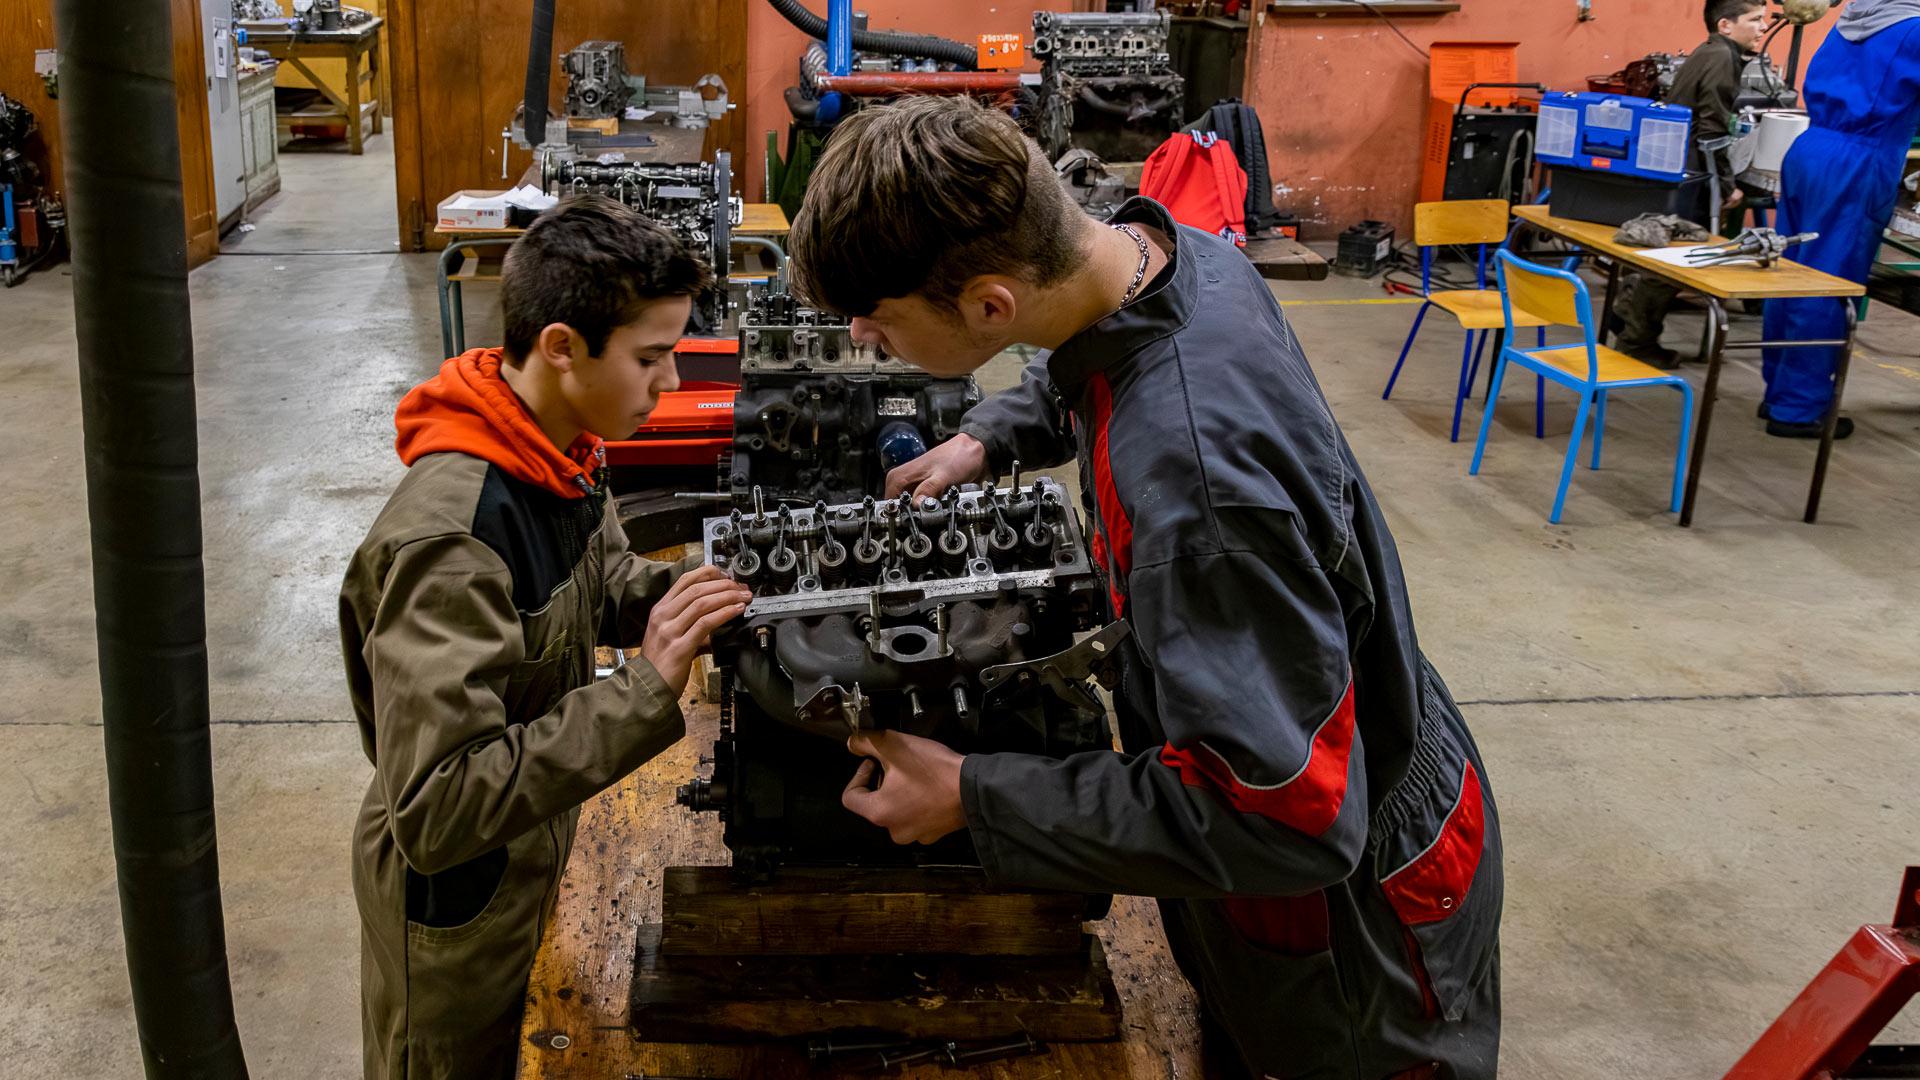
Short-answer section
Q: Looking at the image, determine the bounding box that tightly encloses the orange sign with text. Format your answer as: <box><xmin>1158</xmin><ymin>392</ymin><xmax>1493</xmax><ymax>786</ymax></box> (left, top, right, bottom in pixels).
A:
<box><xmin>977</xmin><ymin>33</ymin><xmax>1025</xmax><ymax>70</ymax></box>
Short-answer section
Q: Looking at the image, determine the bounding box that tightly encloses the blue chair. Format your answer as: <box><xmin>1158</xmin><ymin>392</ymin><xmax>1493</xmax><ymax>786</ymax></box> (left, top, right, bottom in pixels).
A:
<box><xmin>1470</xmin><ymin>250</ymin><xmax>1696</xmax><ymax>525</ymax></box>
<box><xmin>1383</xmin><ymin>199</ymin><xmax>1548</xmax><ymax>442</ymax></box>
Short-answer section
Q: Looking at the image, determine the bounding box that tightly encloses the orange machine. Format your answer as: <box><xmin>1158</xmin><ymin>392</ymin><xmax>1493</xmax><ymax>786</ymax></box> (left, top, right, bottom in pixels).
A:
<box><xmin>1419</xmin><ymin>42</ymin><xmax>1531</xmax><ymax>204</ymax></box>
<box><xmin>605</xmin><ymin>337</ymin><xmax>740</xmax><ymax>470</ymax></box>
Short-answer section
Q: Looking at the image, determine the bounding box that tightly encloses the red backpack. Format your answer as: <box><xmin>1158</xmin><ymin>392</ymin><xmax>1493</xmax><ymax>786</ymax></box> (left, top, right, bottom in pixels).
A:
<box><xmin>1139</xmin><ymin>130</ymin><xmax>1250</xmax><ymax>246</ymax></box>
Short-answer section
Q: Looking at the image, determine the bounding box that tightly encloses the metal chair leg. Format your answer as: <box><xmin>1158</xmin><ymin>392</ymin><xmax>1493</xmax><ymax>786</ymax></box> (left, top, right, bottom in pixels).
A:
<box><xmin>1551</xmin><ymin>391</ymin><xmax>1595</xmax><ymax>524</ymax></box>
<box><xmin>1590</xmin><ymin>390</ymin><xmax>1608</xmax><ymax>470</ymax></box>
<box><xmin>1672</xmin><ymin>382</ymin><xmax>1695</xmax><ymax>514</ymax></box>
<box><xmin>1535</xmin><ymin>328</ymin><xmax>1547</xmax><ymax>439</ymax></box>
<box><xmin>1383</xmin><ymin>302</ymin><xmax>1431</xmax><ymax>400</ymax></box>
<box><xmin>1469</xmin><ymin>353</ymin><xmax>1512</xmax><ymax>476</ymax></box>
<box><xmin>1451</xmin><ymin>330</ymin><xmax>1485</xmax><ymax>443</ymax></box>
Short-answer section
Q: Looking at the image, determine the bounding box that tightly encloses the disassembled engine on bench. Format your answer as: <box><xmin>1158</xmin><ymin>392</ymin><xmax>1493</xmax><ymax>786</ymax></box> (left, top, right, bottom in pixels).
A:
<box><xmin>676</xmin><ymin>294</ymin><xmax>1119</xmax><ymax>874</ymax></box>
<box><xmin>727</xmin><ymin>291</ymin><xmax>980</xmax><ymax>506</ymax></box>
<box><xmin>1030</xmin><ymin>10</ymin><xmax>1185</xmax><ymax>163</ymax></box>
<box><xmin>681</xmin><ymin>478</ymin><xmax>1122</xmax><ymax>873</ymax></box>
<box><xmin>540</xmin><ymin>153</ymin><xmax>741</xmax><ymax>331</ymax></box>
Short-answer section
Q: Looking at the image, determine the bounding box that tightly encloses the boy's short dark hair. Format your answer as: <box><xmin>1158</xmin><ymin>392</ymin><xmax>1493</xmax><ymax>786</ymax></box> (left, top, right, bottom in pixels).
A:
<box><xmin>500</xmin><ymin>194</ymin><xmax>712</xmax><ymax>362</ymax></box>
<box><xmin>788</xmin><ymin>96</ymin><xmax>1083</xmax><ymax>317</ymax></box>
<box><xmin>1706</xmin><ymin>0</ymin><xmax>1765</xmax><ymax>34</ymax></box>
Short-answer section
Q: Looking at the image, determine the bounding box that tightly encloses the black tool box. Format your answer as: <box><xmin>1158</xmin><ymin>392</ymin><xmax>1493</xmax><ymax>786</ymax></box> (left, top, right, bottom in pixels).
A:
<box><xmin>1335</xmin><ymin>220</ymin><xmax>1396</xmax><ymax>277</ymax></box>
<box><xmin>1548</xmin><ymin>168</ymin><xmax>1710</xmax><ymax>227</ymax></box>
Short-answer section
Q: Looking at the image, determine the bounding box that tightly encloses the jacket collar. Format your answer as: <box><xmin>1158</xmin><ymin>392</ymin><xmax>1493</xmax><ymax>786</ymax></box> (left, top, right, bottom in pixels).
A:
<box><xmin>393</xmin><ymin>348</ymin><xmax>606</xmax><ymax>499</ymax></box>
<box><xmin>1045</xmin><ymin>197</ymin><xmax>1201</xmax><ymax>392</ymax></box>
<box><xmin>1707</xmin><ymin>32</ymin><xmax>1755</xmax><ymax>60</ymax></box>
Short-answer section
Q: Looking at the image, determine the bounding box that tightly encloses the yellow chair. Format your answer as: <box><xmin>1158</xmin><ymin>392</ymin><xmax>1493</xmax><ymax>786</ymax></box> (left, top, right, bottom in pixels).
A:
<box><xmin>1383</xmin><ymin>199</ymin><xmax>1552</xmax><ymax>441</ymax></box>
<box><xmin>1470</xmin><ymin>251</ymin><xmax>1695</xmax><ymax>524</ymax></box>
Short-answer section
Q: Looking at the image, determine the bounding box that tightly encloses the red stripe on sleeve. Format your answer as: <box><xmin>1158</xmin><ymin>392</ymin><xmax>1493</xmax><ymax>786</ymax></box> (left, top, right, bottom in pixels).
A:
<box><xmin>1089</xmin><ymin>373</ymin><xmax>1134</xmax><ymax>614</ymax></box>
<box><xmin>1158</xmin><ymin>678</ymin><xmax>1357</xmax><ymax>838</ymax></box>
<box><xmin>1380</xmin><ymin>761</ymin><xmax>1485</xmax><ymax>926</ymax></box>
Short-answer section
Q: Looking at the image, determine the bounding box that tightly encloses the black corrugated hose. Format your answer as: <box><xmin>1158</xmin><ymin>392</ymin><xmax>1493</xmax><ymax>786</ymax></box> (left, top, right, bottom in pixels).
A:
<box><xmin>53</xmin><ymin>0</ymin><xmax>250</xmax><ymax>1075</ymax></box>
<box><xmin>763</xmin><ymin>0</ymin><xmax>979</xmax><ymax>70</ymax></box>
<box><xmin>523</xmin><ymin>0</ymin><xmax>557</xmax><ymax>145</ymax></box>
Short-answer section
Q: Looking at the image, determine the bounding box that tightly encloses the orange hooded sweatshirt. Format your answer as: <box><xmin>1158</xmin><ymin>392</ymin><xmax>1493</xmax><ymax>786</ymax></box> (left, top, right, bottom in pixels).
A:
<box><xmin>394</xmin><ymin>348</ymin><xmax>605</xmax><ymax>498</ymax></box>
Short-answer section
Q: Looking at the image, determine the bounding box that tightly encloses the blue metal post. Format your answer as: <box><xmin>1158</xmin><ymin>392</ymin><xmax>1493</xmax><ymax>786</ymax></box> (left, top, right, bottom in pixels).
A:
<box><xmin>819</xmin><ymin>0</ymin><xmax>853</xmax><ymax>123</ymax></box>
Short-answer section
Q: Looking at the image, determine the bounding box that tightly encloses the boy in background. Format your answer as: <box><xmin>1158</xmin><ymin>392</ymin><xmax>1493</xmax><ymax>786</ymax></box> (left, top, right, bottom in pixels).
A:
<box><xmin>1614</xmin><ymin>0</ymin><xmax>1771</xmax><ymax>368</ymax></box>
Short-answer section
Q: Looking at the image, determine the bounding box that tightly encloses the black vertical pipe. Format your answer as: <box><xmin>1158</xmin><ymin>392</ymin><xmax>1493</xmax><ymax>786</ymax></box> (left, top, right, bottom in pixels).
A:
<box><xmin>523</xmin><ymin>0</ymin><xmax>557</xmax><ymax>146</ymax></box>
<box><xmin>53</xmin><ymin>0</ymin><xmax>249</xmax><ymax>1076</ymax></box>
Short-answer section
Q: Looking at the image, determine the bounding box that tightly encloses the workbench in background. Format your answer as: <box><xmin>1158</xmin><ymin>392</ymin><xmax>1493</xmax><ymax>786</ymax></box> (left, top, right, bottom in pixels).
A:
<box><xmin>1512</xmin><ymin>204</ymin><xmax>1865</xmax><ymax>526</ymax></box>
<box><xmin>517</xmin><ymin>666</ymin><xmax>1201</xmax><ymax>1078</ymax></box>
<box><xmin>243</xmin><ymin>18</ymin><xmax>384</xmax><ymax>154</ymax></box>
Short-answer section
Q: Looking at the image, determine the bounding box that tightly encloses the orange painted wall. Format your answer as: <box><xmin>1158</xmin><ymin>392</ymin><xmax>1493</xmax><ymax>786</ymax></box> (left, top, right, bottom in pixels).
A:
<box><xmin>740</xmin><ymin>0</ymin><xmax>1076</xmax><ymax>195</ymax></box>
<box><xmin>1244</xmin><ymin>1</ymin><xmax>1835</xmax><ymax>238</ymax></box>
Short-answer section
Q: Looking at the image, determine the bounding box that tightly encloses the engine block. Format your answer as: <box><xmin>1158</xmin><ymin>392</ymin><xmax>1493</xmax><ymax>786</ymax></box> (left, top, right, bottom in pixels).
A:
<box><xmin>681</xmin><ymin>480</ymin><xmax>1122</xmax><ymax>873</ymax></box>
<box><xmin>727</xmin><ymin>292</ymin><xmax>979</xmax><ymax>506</ymax></box>
<box><xmin>1030</xmin><ymin>11</ymin><xmax>1185</xmax><ymax>163</ymax></box>
<box><xmin>562</xmin><ymin>41</ymin><xmax>633</xmax><ymax>120</ymax></box>
<box><xmin>541</xmin><ymin>153</ymin><xmax>741</xmax><ymax>332</ymax></box>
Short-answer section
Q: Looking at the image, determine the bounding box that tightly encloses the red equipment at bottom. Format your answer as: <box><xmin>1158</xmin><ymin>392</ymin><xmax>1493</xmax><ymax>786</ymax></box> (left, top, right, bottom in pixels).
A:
<box><xmin>1724</xmin><ymin>867</ymin><xmax>1920</xmax><ymax>1080</ymax></box>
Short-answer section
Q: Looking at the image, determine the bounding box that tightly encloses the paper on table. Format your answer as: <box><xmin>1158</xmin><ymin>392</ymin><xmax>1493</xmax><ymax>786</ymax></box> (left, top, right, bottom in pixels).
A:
<box><xmin>502</xmin><ymin>184</ymin><xmax>558</xmax><ymax>211</ymax></box>
<box><xmin>622</xmin><ymin>107</ymin><xmax>656</xmax><ymax>121</ymax></box>
<box><xmin>1638</xmin><ymin>244</ymin><xmax>1729</xmax><ymax>267</ymax></box>
<box><xmin>447</xmin><ymin>185</ymin><xmax>557</xmax><ymax>213</ymax></box>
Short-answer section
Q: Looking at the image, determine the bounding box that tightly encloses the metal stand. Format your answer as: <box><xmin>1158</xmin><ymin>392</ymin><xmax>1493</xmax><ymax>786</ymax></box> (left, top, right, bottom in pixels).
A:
<box><xmin>436</xmin><ymin>237</ymin><xmax>515</xmax><ymax>358</ymax></box>
<box><xmin>1723</xmin><ymin>867</ymin><xmax>1920</xmax><ymax>1079</ymax></box>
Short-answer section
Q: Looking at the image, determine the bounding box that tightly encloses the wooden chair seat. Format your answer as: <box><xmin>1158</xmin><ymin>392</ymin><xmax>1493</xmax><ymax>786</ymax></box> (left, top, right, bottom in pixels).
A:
<box><xmin>1429</xmin><ymin>289</ymin><xmax>1553</xmax><ymax>331</ymax></box>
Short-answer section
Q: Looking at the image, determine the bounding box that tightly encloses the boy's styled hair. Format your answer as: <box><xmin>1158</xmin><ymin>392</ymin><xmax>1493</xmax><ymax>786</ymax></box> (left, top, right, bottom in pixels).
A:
<box><xmin>789</xmin><ymin>96</ymin><xmax>1084</xmax><ymax>317</ymax></box>
<box><xmin>500</xmin><ymin>194</ymin><xmax>711</xmax><ymax>362</ymax></box>
<box><xmin>1706</xmin><ymin>0</ymin><xmax>1766</xmax><ymax>33</ymax></box>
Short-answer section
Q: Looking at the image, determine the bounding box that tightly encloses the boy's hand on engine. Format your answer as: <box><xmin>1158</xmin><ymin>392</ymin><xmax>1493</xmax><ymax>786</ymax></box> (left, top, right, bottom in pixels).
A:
<box><xmin>884</xmin><ymin>433</ymin><xmax>988</xmax><ymax>503</ymax></box>
<box><xmin>639</xmin><ymin>565</ymin><xmax>750</xmax><ymax>695</ymax></box>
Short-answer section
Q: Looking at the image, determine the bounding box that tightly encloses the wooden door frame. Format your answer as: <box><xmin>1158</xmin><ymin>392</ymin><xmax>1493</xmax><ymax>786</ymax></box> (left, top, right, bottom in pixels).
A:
<box><xmin>173</xmin><ymin>0</ymin><xmax>220</xmax><ymax>266</ymax></box>
<box><xmin>387</xmin><ymin>0</ymin><xmax>430</xmax><ymax>250</ymax></box>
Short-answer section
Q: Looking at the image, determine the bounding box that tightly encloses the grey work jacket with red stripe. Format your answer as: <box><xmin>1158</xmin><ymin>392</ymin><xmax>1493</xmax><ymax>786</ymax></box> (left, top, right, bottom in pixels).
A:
<box><xmin>955</xmin><ymin>199</ymin><xmax>1502</xmax><ymax>1078</ymax></box>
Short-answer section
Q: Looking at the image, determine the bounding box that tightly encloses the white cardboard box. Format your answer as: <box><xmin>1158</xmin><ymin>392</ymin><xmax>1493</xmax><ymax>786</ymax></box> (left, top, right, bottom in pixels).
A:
<box><xmin>436</xmin><ymin>189</ymin><xmax>511</xmax><ymax>231</ymax></box>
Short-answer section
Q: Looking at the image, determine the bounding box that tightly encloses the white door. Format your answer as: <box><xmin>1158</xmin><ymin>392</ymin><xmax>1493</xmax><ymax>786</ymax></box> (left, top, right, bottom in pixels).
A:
<box><xmin>202</xmin><ymin>2</ymin><xmax>247</xmax><ymax>224</ymax></box>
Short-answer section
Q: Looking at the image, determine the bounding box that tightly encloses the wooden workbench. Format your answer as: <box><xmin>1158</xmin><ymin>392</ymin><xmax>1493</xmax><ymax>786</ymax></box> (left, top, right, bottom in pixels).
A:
<box><xmin>516</xmin><ymin>696</ymin><xmax>1202</xmax><ymax>1079</ymax></box>
<box><xmin>1511</xmin><ymin>204</ymin><xmax>1866</xmax><ymax>526</ymax></box>
<box><xmin>242</xmin><ymin>19</ymin><xmax>384</xmax><ymax>155</ymax></box>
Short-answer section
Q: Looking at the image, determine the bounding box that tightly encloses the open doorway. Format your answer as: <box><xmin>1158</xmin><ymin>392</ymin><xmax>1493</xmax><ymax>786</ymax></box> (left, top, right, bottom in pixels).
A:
<box><xmin>211</xmin><ymin>0</ymin><xmax>400</xmax><ymax>256</ymax></box>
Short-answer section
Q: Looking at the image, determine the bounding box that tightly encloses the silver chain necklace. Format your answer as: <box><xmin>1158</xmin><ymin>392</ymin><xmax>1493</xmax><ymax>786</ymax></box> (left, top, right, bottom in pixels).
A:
<box><xmin>1111</xmin><ymin>223</ymin><xmax>1152</xmax><ymax>307</ymax></box>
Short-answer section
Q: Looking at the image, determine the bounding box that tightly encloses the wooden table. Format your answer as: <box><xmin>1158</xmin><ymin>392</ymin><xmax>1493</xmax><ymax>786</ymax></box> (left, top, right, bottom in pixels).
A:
<box><xmin>1512</xmin><ymin>204</ymin><xmax>1866</xmax><ymax>525</ymax></box>
<box><xmin>432</xmin><ymin>203</ymin><xmax>790</xmax><ymax>358</ymax></box>
<box><xmin>515</xmin><ymin>691</ymin><xmax>1200</xmax><ymax>1079</ymax></box>
<box><xmin>241</xmin><ymin>19</ymin><xmax>384</xmax><ymax>155</ymax></box>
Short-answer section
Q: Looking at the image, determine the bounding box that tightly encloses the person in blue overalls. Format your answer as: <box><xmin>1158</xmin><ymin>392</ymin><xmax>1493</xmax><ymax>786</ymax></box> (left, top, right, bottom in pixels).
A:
<box><xmin>1760</xmin><ymin>0</ymin><xmax>1920</xmax><ymax>438</ymax></box>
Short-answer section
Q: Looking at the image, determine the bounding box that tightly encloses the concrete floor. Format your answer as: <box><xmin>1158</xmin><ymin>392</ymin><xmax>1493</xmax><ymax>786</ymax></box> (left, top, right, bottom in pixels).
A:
<box><xmin>4</xmin><ymin>135</ymin><xmax>1919</xmax><ymax>1078</ymax></box>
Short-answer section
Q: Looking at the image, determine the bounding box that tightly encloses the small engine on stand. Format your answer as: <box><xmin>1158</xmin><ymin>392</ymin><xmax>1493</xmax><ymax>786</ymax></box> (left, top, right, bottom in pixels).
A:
<box><xmin>1030</xmin><ymin>10</ymin><xmax>1185</xmax><ymax>163</ymax></box>
<box><xmin>561</xmin><ymin>41</ymin><xmax>633</xmax><ymax>119</ymax></box>
<box><xmin>540</xmin><ymin>152</ymin><xmax>741</xmax><ymax>332</ymax></box>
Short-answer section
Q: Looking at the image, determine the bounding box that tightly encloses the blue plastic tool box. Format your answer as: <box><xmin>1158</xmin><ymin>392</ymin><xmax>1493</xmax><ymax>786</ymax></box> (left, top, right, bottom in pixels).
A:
<box><xmin>1534</xmin><ymin>92</ymin><xmax>1695</xmax><ymax>183</ymax></box>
